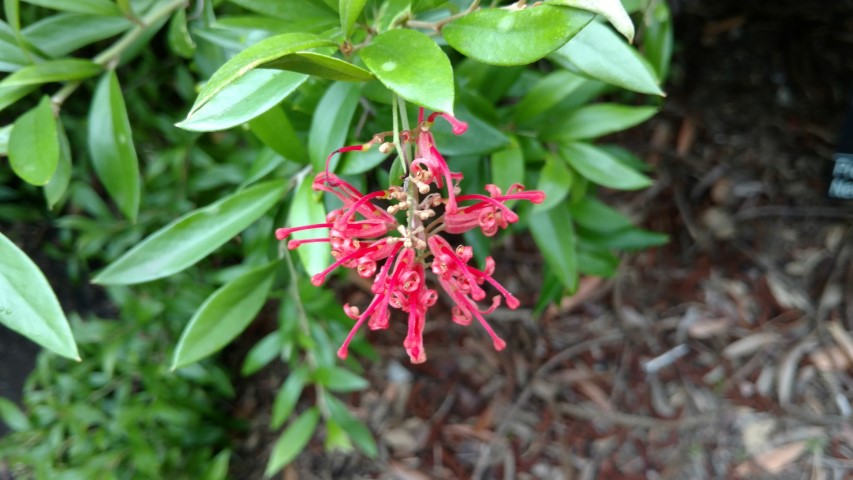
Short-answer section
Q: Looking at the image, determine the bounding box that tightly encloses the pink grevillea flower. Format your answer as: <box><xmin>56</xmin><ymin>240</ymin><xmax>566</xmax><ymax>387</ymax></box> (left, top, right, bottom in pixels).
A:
<box><xmin>277</xmin><ymin>109</ymin><xmax>545</xmax><ymax>364</ymax></box>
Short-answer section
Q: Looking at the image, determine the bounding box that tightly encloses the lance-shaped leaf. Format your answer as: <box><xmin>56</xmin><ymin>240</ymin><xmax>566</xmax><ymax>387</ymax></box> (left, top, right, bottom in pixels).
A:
<box><xmin>308</xmin><ymin>81</ymin><xmax>360</xmax><ymax>172</ymax></box>
<box><xmin>172</xmin><ymin>261</ymin><xmax>279</xmax><ymax>369</ymax></box>
<box><xmin>178</xmin><ymin>69</ymin><xmax>308</xmax><ymax>132</ymax></box>
<box><xmin>360</xmin><ymin>29</ymin><xmax>454</xmax><ymax>113</ymax></box>
<box><xmin>189</xmin><ymin>32</ymin><xmax>335</xmax><ymax>115</ymax></box>
<box><xmin>249</xmin><ymin>106</ymin><xmax>308</xmax><ymax>163</ymax></box>
<box><xmin>543</xmin><ymin>103</ymin><xmax>658</xmax><ymax>140</ymax></box>
<box><xmin>442</xmin><ymin>5</ymin><xmax>594</xmax><ymax>66</ymax></box>
<box><xmin>546</xmin><ymin>0</ymin><xmax>635</xmax><ymax>42</ymax></box>
<box><xmin>0</xmin><ymin>232</ymin><xmax>79</xmax><ymax>360</ymax></box>
<box><xmin>552</xmin><ymin>21</ymin><xmax>663</xmax><ymax>96</ymax></box>
<box><xmin>288</xmin><ymin>175</ymin><xmax>330</xmax><ymax>276</ymax></box>
<box><xmin>44</xmin><ymin>119</ymin><xmax>72</xmax><ymax>209</ymax></box>
<box><xmin>260</xmin><ymin>52</ymin><xmax>373</xmax><ymax>81</ymax></box>
<box><xmin>265</xmin><ymin>407</ymin><xmax>320</xmax><ymax>477</ymax></box>
<box><xmin>530</xmin><ymin>202</ymin><xmax>578</xmax><ymax>291</ymax></box>
<box><xmin>339</xmin><ymin>0</ymin><xmax>367</xmax><ymax>38</ymax></box>
<box><xmin>8</xmin><ymin>96</ymin><xmax>59</xmax><ymax>186</ymax></box>
<box><xmin>559</xmin><ymin>142</ymin><xmax>651</xmax><ymax>190</ymax></box>
<box><xmin>88</xmin><ymin>71</ymin><xmax>140</xmax><ymax>222</ymax></box>
<box><xmin>93</xmin><ymin>180</ymin><xmax>286</xmax><ymax>285</ymax></box>
<box><xmin>0</xmin><ymin>58</ymin><xmax>102</xmax><ymax>87</ymax></box>
<box><xmin>22</xmin><ymin>0</ymin><xmax>120</xmax><ymax>16</ymax></box>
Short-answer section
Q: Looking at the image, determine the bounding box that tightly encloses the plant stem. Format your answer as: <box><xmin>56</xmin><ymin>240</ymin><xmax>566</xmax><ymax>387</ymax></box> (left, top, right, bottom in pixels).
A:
<box><xmin>51</xmin><ymin>0</ymin><xmax>189</xmax><ymax>110</ymax></box>
<box><xmin>406</xmin><ymin>0</ymin><xmax>480</xmax><ymax>31</ymax></box>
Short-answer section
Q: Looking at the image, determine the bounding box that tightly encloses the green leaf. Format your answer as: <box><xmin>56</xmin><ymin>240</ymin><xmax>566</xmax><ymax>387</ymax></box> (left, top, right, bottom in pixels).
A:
<box><xmin>228</xmin><ymin>0</ymin><xmax>338</xmax><ymax>32</ymax></box>
<box><xmin>544</xmin><ymin>103</ymin><xmax>657</xmax><ymax>140</ymax></box>
<box><xmin>643</xmin><ymin>0</ymin><xmax>673</xmax><ymax>79</ymax></box>
<box><xmin>533</xmin><ymin>154</ymin><xmax>573</xmax><ymax>212</ymax></box>
<box><xmin>249</xmin><ymin>106</ymin><xmax>308</xmax><ymax>163</ymax></box>
<box><xmin>314</xmin><ymin>366</ymin><xmax>368</xmax><ymax>392</ymax></box>
<box><xmin>43</xmin><ymin>119</ymin><xmax>72</xmax><ymax>209</ymax></box>
<box><xmin>201</xmin><ymin>450</ymin><xmax>231</xmax><ymax>480</ymax></box>
<box><xmin>271</xmin><ymin>366</ymin><xmax>309</xmax><ymax>429</ymax></box>
<box><xmin>190</xmin><ymin>32</ymin><xmax>335</xmax><ymax>115</ymax></box>
<box><xmin>8</xmin><ymin>96</ymin><xmax>59</xmax><ymax>186</ymax></box>
<box><xmin>559</xmin><ymin>142</ymin><xmax>651</xmax><ymax>190</ymax></box>
<box><xmin>0</xmin><ymin>83</ymin><xmax>34</xmax><ymax>112</ymax></box>
<box><xmin>360</xmin><ymin>29</ymin><xmax>454</xmax><ymax>113</ymax></box>
<box><xmin>0</xmin><ymin>397</ymin><xmax>30</xmax><ymax>431</ymax></box>
<box><xmin>0</xmin><ymin>232</ymin><xmax>79</xmax><ymax>360</ymax></box>
<box><xmin>93</xmin><ymin>180</ymin><xmax>286</xmax><ymax>285</ymax></box>
<box><xmin>513</xmin><ymin>70</ymin><xmax>586</xmax><ymax>123</ymax></box>
<box><xmin>22</xmin><ymin>0</ymin><xmax>120</xmax><ymax>16</ymax></box>
<box><xmin>22</xmin><ymin>13</ymin><xmax>131</xmax><ymax>58</ymax></box>
<box><xmin>576</xmin><ymin>244</ymin><xmax>618</xmax><ymax>276</ymax></box>
<box><xmin>168</xmin><ymin>7</ymin><xmax>196</xmax><ymax>58</ymax></box>
<box><xmin>308</xmin><ymin>81</ymin><xmax>360</xmax><ymax>172</ymax></box>
<box><xmin>582</xmin><ymin>227</ymin><xmax>669</xmax><ymax>250</ymax></box>
<box><xmin>172</xmin><ymin>261</ymin><xmax>279</xmax><ymax>369</ymax></box>
<box><xmin>241</xmin><ymin>330</ymin><xmax>283</xmax><ymax>376</ymax></box>
<box><xmin>178</xmin><ymin>69</ymin><xmax>308</xmax><ymax>132</ymax></box>
<box><xmin>490</xmin><ymin>145</ymin><xmax>525</xmax><ymax>192</ymax></box>
<box><xmin>546</xmin><ymin>0</ymin><xmax>634</xmax><ymax>42</ymax></box>
<box><xmin>88</xmin><ymin>71</ymin><xmax>140</xmax><ymax>222</ymax></box>
<box><xmin>323</xmin><ymin>394</ymin><xmax>377</xmax><ymax>457</ymax></box>
<box><xmin>530</xmin><ymin>202</ymin><xmax>578</xmax><ymax>291</ymax></box>
<box><xmin>570</xmin><ymin>196</ymin><xmax>633</xmax><ymax>232</ymax></box>
<box><xmin>261</xmin><ymin>52</ymin><xmax>374</xmax><ymax>82</ymax></box>
<box><xmin>265</xmin><ymin>407</ymin><xmax>320</xmax><ymax>477</ymax></box>
<box><xmin>324</xmin><ymin>418</ymin><xmax>353</xmax><ymax>452</ymax></box>
<box><xmin>430</xmin><ymin>106</ymin><xmax>507</xmax><ymax>156</ymax></box>
<box><xmin>339</xmin><ymin>0</ymin><xmax>367</xmax><ymax>38</ymax></box>
<box><xmin>0</xmin><ymin>58</ymin><xmax>102</xmax><ymax>87</ymax></box>
<box><xmin>243</xmin><ymin>148</ymin><xmax>286</xmax><ymax>187</ymax></box>
<box><xmin>288</xmin><ymin>175</ymin><xmax>330</xmax><ymax>276</ymax></box>
<box><xmin>442</xmin><ymin>5</ymin><xmax>594</xmax><ymax>66</ymax></box>
<box><xmin>552</xmin><ymin>21</ymin><xmax>663</xmax><ymax>96</ymax></box>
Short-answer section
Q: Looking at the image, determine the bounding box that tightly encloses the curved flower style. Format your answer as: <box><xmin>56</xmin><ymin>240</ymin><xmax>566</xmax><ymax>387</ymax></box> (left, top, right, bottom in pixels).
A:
<box><xmin>276</xmin><ymin>109</ymin><xmax>545</xmax><ymax>363</ymax></box>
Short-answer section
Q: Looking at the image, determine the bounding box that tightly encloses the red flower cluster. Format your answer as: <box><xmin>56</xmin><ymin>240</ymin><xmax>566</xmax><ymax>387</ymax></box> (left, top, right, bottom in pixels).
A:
<box><xmin>276</xmin><ymin>110</ymin><xmax>545</xmax><ymax>363</ymax></box>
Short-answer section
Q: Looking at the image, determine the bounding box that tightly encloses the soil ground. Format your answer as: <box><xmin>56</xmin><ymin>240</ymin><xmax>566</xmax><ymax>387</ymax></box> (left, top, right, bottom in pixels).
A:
<box><xmin>226</xmin><ymin>1</ymin><xmax>853</xmax><ymax>479</ymax></box>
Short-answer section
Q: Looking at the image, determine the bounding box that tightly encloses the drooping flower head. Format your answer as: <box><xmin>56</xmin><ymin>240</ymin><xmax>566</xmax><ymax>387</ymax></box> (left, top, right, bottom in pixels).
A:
<box><xmin>277</xmin><ymin>109</ymin><xmax>545</xmax><ymax>363</ymax></box>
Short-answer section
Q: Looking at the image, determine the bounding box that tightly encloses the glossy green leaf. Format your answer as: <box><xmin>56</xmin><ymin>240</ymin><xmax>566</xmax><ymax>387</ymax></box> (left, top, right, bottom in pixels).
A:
<box><xmin>88</xmin><ymin>71</ymin><xmax>140</xmax><ymax>222</ymax></box>
<box><xmin>0</xmin><ymin>397</ymin><xmax>30</xmax><ymax>431</ymax></box>
<box><xmin>583</xmin><ymin>227</ymin><xmax>668</xmax><ymax>250</ymax></box>
<box><xmin>228</xmin><ymin>0</ymin><xmax>338</xmax><ymax>32</ymax></box>
<box><xmin>552</xmin><ymin>21</ymin><xmax>663</xmax><ymax>96</ymax></box>
<box><xmin>168</xmin><ymin>7</ymin><xmax>196</xmax><ymax>58</ymax></box>
<box><xmin>570</xmin><ymin>196</ymin><xmax>632</xmax><ymax>232</ymax></box>
<box><xmin>308</xmin><ymin>81</ymin><xmax>360</xmax><ymax>172</ymax></box>
<box><xmin>8</xmin><ymin>96</ymin><xmax>59</xmax><ymax>186</ymax></box>
<box><xmin>261</xmin><ymin>52</ymin><xmax>374</xmax><ymax>82</ymax></box>
<box><xmin>430</xmin><ymin>107</ymin><xmax>507</xmax><ymax>156</ymax></box>
<box><xmin>533</xmin><ymin>154</ymin><xmax>573</xmax><ymax>212</ymax></box>
<box><xmin>513</xmin><ymin>70</ymin><xmax>586</xmax><ymax>123</ymax></box>
<box><xmin>189</xmin><ymin>32</ymin><xmax>334</xmax><ymax>115</ymax></box>
<box><xmin>360</xmin><ymin>29</ymin><xmax>454</xmax><ymax>113</ymax></box>
<box><xmin>323</xmin><ymin>391</ymin><xmax>377</xmax><ymax>457</ymax></box>
<box><xmin>338</xmin><ymin>148</ymin><xmax>387</xmax><ymax>175</ymax></box>
<box><xmin>22</xmin><ymin>13</ymin><xmax>131</xmax><ymax>58</ymax></box>
<box><xmin>314</xmin><ymin>366</ymin><xmax>369</xmax><ymax>392</ymax></box>
<box><xmin>172</xmin><ymin>261</ymin><xmax>278</xmax><ymax>369</ymax></box>
<box><xmin>530</xmin><ymin>202</ymin><xmax>578</xmax><ymax>291</ymax></box>
<box><xmin>288</xmin><ymin>175</ymin><xmax>330</xmax><ymax>276</ymax></box>
<box><xmin>544</xmin><ymin>103</ymin><xmax>657</xmax><ymax>140</ymax></box>
<box><xmin>249</xmin><ymin>106</ymin><xmax>308</xmax><ymax>163</ymax></box>
<box><xmin>22</xmin><ymin>0</ymin><xmax>120</xmax><ymax>16</ymax></box>
<box><xmin>442</xmin><ymin>5</ymin><xmax>594</xmax><ymax>66</ymax></box>
<box><xmin>643</xmin><ymin>0</ymin><xmax>673</xmax><ymax>79</ymax></box>
<box><xmin>546</xmin><ymin>0</ymin><xmax>634</xmax><ymax>42</ymax></box>
<box><xmin>0</xmin><ymin>83</ymin><xmax>34</xmax><ymax>112</ymax></box>
<box><xmin>92</xmin><ymin>180</ymin><xmax>285</xmax><ymax>285</ymax></box>
<box><xmin>44</xmin><ymin>120</ymin><xmax>72</xmax><ymax>209</ymax></box>
<box><xmin>265</xmin><ymin>407</ymin><xmax>320</xmax><ymax>477</ymax></box>
<box><xmin>490</xmin><ymin>145</ymin><xmax>525</xmax><ymax>192</ymax></box>
<box><xmin>0</xmin><ymin>232</ymin><xmax>79</xmax><ymax>360</ymax></box>
<box><xmin>339</xmin><ymin>0</ymin><xmax>367</xmax><ymax>37</ymax></box>
<box><xmin>577</xmin><ymin>244</ymin><xmax>618</xmax><ymax>276</ymax></box>
<box><xmin>243</xmin><ymin>148</ymin><xmax>286</xmax><ymax>187</ymax></box>
<box><xmin>325</xmin><ymin>418</ymin><xmax>353</xmax><ymax>452</ymax></box>
<box><xmin>560</xmin><ymin>142</ymin><xmax>651</xmax><ymax>190</ymax></box>
<box><xmin>178</xmin><ymin>69</ymin><xmax>307</xmax><ymax>132</ymax></box>
<box><xmin>241</xmin><ymin>330</ymin><xmax>283</xmax><ymax>376</ymax></box>
<box><xmin>271</xmin><ymin>366</ymin><xmax>308</xmax><ymax>429</ymax></box>
<box><xmin>0</xmin><ymin>58</ymin><xmax>102</xmax><ymax>87</ymax></box>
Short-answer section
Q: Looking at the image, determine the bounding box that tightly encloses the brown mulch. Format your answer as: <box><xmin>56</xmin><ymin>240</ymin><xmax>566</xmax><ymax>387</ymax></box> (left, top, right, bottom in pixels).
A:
<box><xmin>228</xmin><ymin>1</ymin><xmax>853</xmax><ymax>479</ymax></box>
